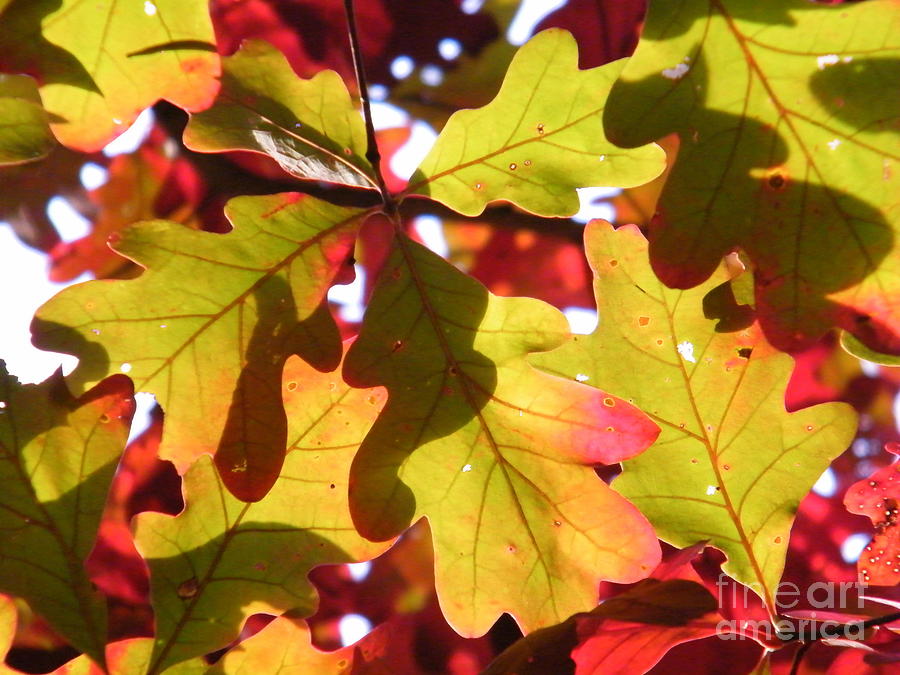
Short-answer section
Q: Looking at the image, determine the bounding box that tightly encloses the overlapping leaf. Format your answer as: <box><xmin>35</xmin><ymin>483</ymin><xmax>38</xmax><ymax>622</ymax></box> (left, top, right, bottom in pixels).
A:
<box><xmin>604</xmin><ymin>0</ymin><xmax>900</xmax><ymax>353</ymax></box>
<box><xmin>50</xmin><ymin>146</ymin><xmax>202</xmax><ymax>282</ymax></box>
<box><xmin>0</xmin><ymin>74</ymin><xmax>53</xmax><ymax>165</ymax></box>
<box><xmin>844</xmin><ymin>443</ymin><xmax>900</xmax><ymax>585</ymax></box>
<box><xmin>0</xmin><ymin>365</ymin><xmax>134</xmax><ymax>667</ymax></box>
<box><xmin>134</xmin><ymin>352</ymin><xmax>392</xmax><ymax>673</ymax></box>
<box><xmin>344</xmin><ymin>234</ymin><xmax>661</xmax><ymax>636</ymax></box>
<box><xmin>184</xmin><ymin>40</ymin><xmax>377</xmax><ymax>189</ymax></box>
<box><xmin>404</xmin><ymin>28</ymin><xmax>665</xmax><ymax>217</ymax></box>
<box><xmin>212</xmin><ymin>616</ymin><xmax>394</xmax><ymax>675</ymax></box>
<box><xmin>33</xmin><ymin>193</ymin><xmax>364</xmax><ymax>501</ymax></box>
<box><xmin>533</xmin><ymin>222</ymin><xmax>857</xmax><ymax>608</ymax></box>
<box><xmin>0</xmin><ymin>0</ymin><xmax>220</xmax><ymax>152</ymax></box>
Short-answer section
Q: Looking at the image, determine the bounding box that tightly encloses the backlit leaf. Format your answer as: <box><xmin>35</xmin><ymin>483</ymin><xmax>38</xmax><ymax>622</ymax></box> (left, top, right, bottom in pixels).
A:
<box><xmin>405</xmin><ymin>28</ymin><xmax>665</xmax><ymax>217</ymax></box>
<box><xmin>33</xmin><ymin>193</ymin><xmax>364</xmax><ymax>501</ymax></box>
<box><xmin>50</xmin><ymin>146</ymin><xmax>202</xmax><ymax>282</ymax></box>
<box><xmin>533</xmin><ymin>222</ymin><xmax>857</xmax><ymax>607</ymax></box>
<box><xmin>844</xmin><ymin>443</ymin><xmax>900</xmax><ymax>585</ymax></box>
<box><xmin>211</xmin><ymin>616</ymin><xmax>395</xmax><ymax>675</ymax></box>
<box><xmin>344</xmin><ymin>233</ymin><xmax>661</xmax><ymax>636</ymax></box>
<box><xmin>0</xmin><ymin>365</ymin><xmax>134</xmax><ymax>667</ymax></box>
<box><xmin>0</xmin><ymin>74</ymin><xmax>53</xmax><ymax>165</ymax></box>
<box><xmin>184</xmin><ymin>40</ymin><xmax>377</xmax><ymax>190</ymax></box>
<box><xmin>604</xmin><ymin>0</ymin><xmax>900</xmax><ymax>353</ymax></box>
<box><xmin>133</xmin><ymin>351</ymin><xmax>391</xmax><ymax>673</ymax></box>
<box><xmin>0</xmin><ymin>0</ymin><xmax>220</xmax><ymax>152</ymax></box>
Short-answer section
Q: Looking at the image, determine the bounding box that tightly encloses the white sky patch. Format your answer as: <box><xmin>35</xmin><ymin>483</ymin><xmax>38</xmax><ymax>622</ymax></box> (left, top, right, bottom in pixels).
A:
<box><xmin>827</xmin><ymin>138</ymin><xmax>842</xmax><ymax>150</ymax></box>
<box><xmin>507</xmin><ymin>0</ymin><xmax>566</xmax><ymax>46</ymax></box>
<box><xmin>575</xmin><ymin>373</ymin><xmax>589</xmax><ymax>382</ymax></box>
<box><xmin>438</xmin><ymin>38</ymin><xmax>462</xmax><ymax>61</ymax></box>
<box><xmin>460</xmin><ymin>0</ymin><xmax>485</xmax><ymax>14</ymax></box>
<box><xmin>143</xmin><ymin>1</ymin><xmax>157</xmax><ymax>16</ymax></box>
<box><xmin>338</xmin><ymin>614</ymin><xmax>372</xmax><ymax>646</ymax></box>
<box><xmin>840</xmin><ymin>533</ymin><xmax>871</xmax><ymax>563</ymax></box>
<box><xmin>706</xmin><ymin>485</ymin><xmax>718</xmax><ymax>496</ymax></box>
<box><xmin>127</xmin><ymin>392</ymin><xmax>157</xmax><ymax>445</ymax></box>
<box><xmin>0</xmin><ymin>226</ymin><xmax>87</xmax><ymax>383</ymax></box>
<box><xmin>390</xmin><ymin>120</ymin><xmax>437</xmax><ymax>181</ymax></box>
<box><xmin>572</xmin><ymin>186</ymin><xmax>619</xmax><ymax>224</ymax></box>
<box><xmin>412</xmin><ymin>214</ymin><xmax>449</xmax><ymax>258</ymax></box>
<box><xmin>420</xmin><ymin>64</ymin><xmax>444</xmax><ymax>87</ymax></box>
<box><xmin>462</xmin><ymin>463</ymin><xmax>472</xmax><ymax>472</ymax></box>
<box><xmin>104</xmin><ymin>108</ymin><xmax>154</xmax><ymax>157</ymax></box>
<box><xmin>817</xmin><ymin>54</ymin><xmax>840</xmax><ymax>70</ymax></box>
<box><xmin>346</xmin><ymin>561</ymin><xmax>371</xmax><ymax>582</ymax></box>
<box><xmin>859</xmin><ymin>359</ymin><xmax>879</xmax><ymax>378</ymax></box>
<box><xmin>563</xmin><ymin>307</ymin><xmax>598</xmax><ymax>335</ymax></box>
<box><xmin>328</xmin><ymin>265</ymin><xmax>366</xmax><ymax>323</ymax></box>
<box><xmin>120</xmin><ymin>362</ymin><xmax>132</xmax><ymax>373</ymax></box>
<box><xmin>811</xmin><ymin>467</ymin><xmax>837</xmax><ymax>498</ymax></box>
<box><xmin>677</xmin><ymin>340</ymin><xmax>697</xmax><ymax>363</ymax></box>
<box><xmin>79</xmin><ymin>162</ymin><xmax>109</xmax><ymax>190</ymax></box>
<box><xmin>893</xmin><ymin>391</ymin><xmax>900</xmax><ymax>435</ymax></box>
<box><xmin>390</xmin><ymin>55</ymin><xmax>414</xmax><ymax>80</ymax></box>
<box><xmin>47</xmin><ymin>196</ymin><xmax>91</xmax><ymax>243</ymax></box>
<box><xmin>662</xmin><ymin>62</ymin><xmax>690</xmax><ymax>80</ymax></box>
<box><xmin>368</xmin><ymin>84</ymin><xmax>388</xmax><ymax>102</ymax></box>
<box><xmin>370</xmin><ymin>101</ymin><xmax>408</xmax><ymax>131</ymax></box>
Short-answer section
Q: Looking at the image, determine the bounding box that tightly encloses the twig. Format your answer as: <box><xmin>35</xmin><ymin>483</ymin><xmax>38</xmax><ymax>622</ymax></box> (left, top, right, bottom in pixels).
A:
<box><xmin>789</xmin><ymin>641</ymin><xmax>812</xmax><ymax>675</ymax></box>
<box><xmin>786</xmin><ymin>610</ymin><xmax>900</xmax><ymax>675</ymax></box>
<box><xmin>343</xmin><ymin>0</ymin><xmax>396</xmax><ymax>217</ymax></box>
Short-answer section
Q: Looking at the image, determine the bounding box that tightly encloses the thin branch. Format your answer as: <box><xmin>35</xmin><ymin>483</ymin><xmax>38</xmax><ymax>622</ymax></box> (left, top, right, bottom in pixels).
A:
<box><xmin>785</xmin><ymin>610</ymin><xmax>900</xmax><ymax>675</ymax></box>
<box><xmin>343</xmin><ymin>0</ymin><xmax>396</xmax><ymax>217</ymax></box>
<box><xmin>789</xmin><ymin>641</ymin><xmax>812</xmax><ymax>675</ymax></box>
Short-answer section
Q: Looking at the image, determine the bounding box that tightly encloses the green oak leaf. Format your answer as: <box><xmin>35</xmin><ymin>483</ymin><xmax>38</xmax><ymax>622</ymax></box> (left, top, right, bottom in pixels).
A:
<box><xmin>840</xmin><ymin>331</ymin><xmax>900</xmax><ymax>367</ymax></box>
<box><xmin>344</xmin><ymin>233</ymin><xmax>661</xmax><ymax>636</ymax></box>
<box><xmin>0</xmin><ymin>0</ymin><xmax>219</xmax><ymax>152</ymax></box>
<box><xmin>604</xmin><ymin>0</ymin><xmax>900</xmax><ymax>353</ymax></box>
<box><xmin>404</xmin><ymin>28</ymin><xmax>665</xmax><ymax>217</ymax></box>
<box><xmin>184</xmin><ymin>40</ymin><xmax>377</xmax><ymax>190</ymax></box>
<box><xmin>533</xmin><ymin>222</ymin><xmax>858</xmax><ymax>608</ymax></box>
<box><xmin>135</xmin><ymin>353</ymin><xmax>391</xmax><ymax>674</ymax></box>
<box><xmin>0</xmin><ymin>364</ymin><xmax>134</xmax><ymax>668</ymax></box>
<box><xmin>0</xmin><ymin>74</ymin><xmax>54</xmax><ymax>165</ymax></box>
<box><xmin>32</xmin><ymin>194</ymin><xmax>364</xmax><ymax>502</ymax></box>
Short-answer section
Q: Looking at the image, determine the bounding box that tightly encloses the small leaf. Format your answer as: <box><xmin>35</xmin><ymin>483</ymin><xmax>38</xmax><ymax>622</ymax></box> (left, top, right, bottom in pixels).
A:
<box><xmin>134</xmin><ymin>351</ymin><xmax>392</xmax><ymax>673</ymax></box>
<box><xmin>211</xmin><ymin>616</ymin><xmax>395</xmax><ymax>674</ymax></box>
<box><xmin>0</xmin><ymin>365</ymin><xmax>134</xmax><ymax>667</ymax></box>
<box><xmin>33</xmin><ymin>194</ymin><xmax>364</xmax><ymax>501</ymax></box>
<box><xmin>405</xmin><ymin>28</ymin><xmax>664</xmax><ymax>217</ymax></box>
<box><xmin>844</xmin><ymin>443</ymin><xmax>900</xmax><ymax>585</ymax></box>
<box><xmin>184</xmin><ymin>40</ymin><xmax>376</xmax><ymax>190</ymax></box>
<box><xmin>604</xmin><ymin>0</ymin><xmax>900</xmax><ymax>352</ymax></box>
<box><xmin>0</xmin><ymin>0</ymin><xmax>220</xmax><ymax>152</ymax></box>
<box><xmin>0</xmin><ymin>74</ymin><xmax>54</xmax><ymax>165</ymax></box>
<box><xmin>533</xmin><ymin>222</ymin><xmax>857</xmax><ymax>608</ymax></box>
<box><xmin>50</xmin><ymin>146</ymin><xmax>201</xmax><ymax>282</ymax></box>
<box><xmin>344</xmin><ymin>233</ymin><xmax>661</xmax><ymax>635</ymax></box>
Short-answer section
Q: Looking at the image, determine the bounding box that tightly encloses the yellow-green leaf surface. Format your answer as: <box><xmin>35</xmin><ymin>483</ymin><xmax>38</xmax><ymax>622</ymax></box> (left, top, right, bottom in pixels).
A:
<box><xmin>533</xmin><ymin>222</ymin><xmax>858</xmax><ymax>609</ymax></box>
<box><xmin>604</xmin><ymin>0</ymin><xmax>900</xmax><ymax>353</ymax></box>
<box><xmin>404</xmin><ymin>28</ymin><xmax>665</xmax><ymax>217</ymax></box>
<box><xmin>211</xmin><ymin>616</ymin><xmax>393</xmax><ymax>675</ymax></box>
<box><xmin>344</xmin><ymin>234</ymin><xmax>661</xmax><ymax>636</ymax></box>
<box><xmin>135</xmin><ymin>353</ymin><xmax>391</xmax><ymax>674</ymax></box>
<box><xmin>0</xmin><ymin>74</ymin><xmax>54</xmax><ymax>165</ymax></box>
<box><xmin>0</xmin><ymin>0</ymin><xmax>219</xmax><ymax>152</ymax></box>
<box><xmin>32</xmin><ymin>194</ymin><xmax>364</xmax><ymax>502</ymax></box>
<box><xmin>184</xmin><ymin>40</ymin><xmax>377</xmax><ymax>190</ymax></box>
<box><xmin>0</xmin><ymin>366</ymin><xmax>134</xmax><ymax>667</ymax></box>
